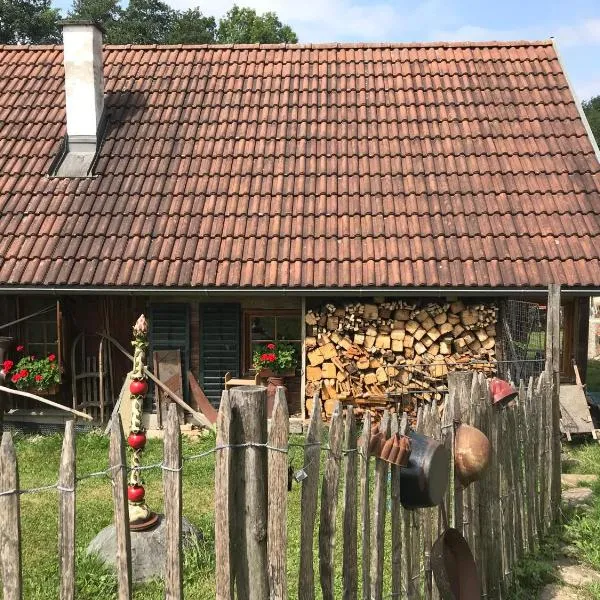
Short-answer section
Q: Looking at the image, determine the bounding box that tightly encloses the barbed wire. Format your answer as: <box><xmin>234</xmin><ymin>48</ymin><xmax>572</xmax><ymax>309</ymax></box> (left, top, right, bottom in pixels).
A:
<box><xmin>0</xmin><ymin>440</ymin><xmax>364</xmax><ymax>498</ymax></box>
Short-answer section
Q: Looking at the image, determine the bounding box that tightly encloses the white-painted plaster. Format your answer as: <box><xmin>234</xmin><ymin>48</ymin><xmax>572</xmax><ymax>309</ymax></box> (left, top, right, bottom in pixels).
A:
<box><xmin>62</xmin><ymin>24</ymin><xmax>104</xmax><ymax>138</ymax></box>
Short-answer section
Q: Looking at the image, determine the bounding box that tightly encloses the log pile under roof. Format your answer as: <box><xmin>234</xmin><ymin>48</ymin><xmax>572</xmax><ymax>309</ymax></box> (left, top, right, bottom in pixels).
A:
<box><xmin>304</xmin><ymin>299</ymin><xmax>498</xmax><ymax>417</ymax></box>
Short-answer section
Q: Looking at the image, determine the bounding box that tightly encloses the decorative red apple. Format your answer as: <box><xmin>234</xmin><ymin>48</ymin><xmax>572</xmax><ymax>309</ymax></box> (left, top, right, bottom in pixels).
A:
<box><xmin>127</xmin><ymin>431</ymin><xmax>147</xmax><ymax>450</ymax></box>
<box><xmin>129</xmin><ymin>379</ymin><xmax>148</xmax><ymax>396</ymax></box>
<box><xmin>127</xmin><ymin>485</ymin><xmax>145</xmax><ymax>503</ymax></box>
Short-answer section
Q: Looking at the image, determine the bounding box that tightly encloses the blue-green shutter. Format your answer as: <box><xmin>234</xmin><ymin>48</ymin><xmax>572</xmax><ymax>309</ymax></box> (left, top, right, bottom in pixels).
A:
<box><xmin>149</xmin><ymin>303</ymin><xmax>190</xmax><ymax>404</ymax></box>
<box><xmin>200</xmin><ymin>303</ymin><xmax>240</xmax><ymax>407</ymax></box>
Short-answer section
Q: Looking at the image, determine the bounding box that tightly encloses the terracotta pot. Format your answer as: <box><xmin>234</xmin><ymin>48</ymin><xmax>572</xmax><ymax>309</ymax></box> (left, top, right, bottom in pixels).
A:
<box><xmin>454</xmin><ymin>424</ymin><xmax>491</xmax><ymax>487</ymax></box>
<box><xmin>266</xmin><ymin>376</ymin><xmax>286</xmax><ymax>418</ymax></box>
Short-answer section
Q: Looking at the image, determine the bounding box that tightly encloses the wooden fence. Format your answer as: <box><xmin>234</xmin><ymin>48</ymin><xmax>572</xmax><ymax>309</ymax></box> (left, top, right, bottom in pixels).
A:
<box><xmin>0</xmin><ymin>369</ymin><xmax>559</xmax><ymax>600</ymax></box>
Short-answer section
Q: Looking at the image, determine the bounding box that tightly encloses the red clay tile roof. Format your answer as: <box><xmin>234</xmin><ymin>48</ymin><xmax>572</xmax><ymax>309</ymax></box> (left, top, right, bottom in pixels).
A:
<box><xmin>0</xmin><ymin>41</ymin><xmax>599</xmax><ymax>290</ymax></box>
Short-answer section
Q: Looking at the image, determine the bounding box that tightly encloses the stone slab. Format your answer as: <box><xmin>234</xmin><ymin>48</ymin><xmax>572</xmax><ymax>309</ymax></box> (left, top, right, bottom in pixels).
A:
<box><xmin>561</xmin><ymin>474</ymin><xmax>597</xmax><ymax>489</ymax></box>
<box><xmin>561</xmin><ymin>487</ymin><xmax>594</xmax><ymax>508</ymax></box>
<box><xmin>87</xmin><ymin>514</ymin><xmax>202</xmax><ymax>583</ymax></box>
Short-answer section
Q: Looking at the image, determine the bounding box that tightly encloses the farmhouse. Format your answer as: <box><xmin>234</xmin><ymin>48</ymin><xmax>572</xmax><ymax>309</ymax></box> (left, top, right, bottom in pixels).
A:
<box><xmin>0</xmin><ymin>22</ymin><xmax>599</xmax><ymax>424</ymax></box>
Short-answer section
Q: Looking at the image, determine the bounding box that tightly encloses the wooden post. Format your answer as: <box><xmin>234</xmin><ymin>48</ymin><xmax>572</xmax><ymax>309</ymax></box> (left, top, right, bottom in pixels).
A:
<box><xmin>215</xmin><ymin>390</ymin><xmax>233</xmax><ymax>600</ymax></box>
<box><xmin>268</xmin><ymin>387</ymin><xmax>289</xmax><ymax>600</ymax></box>
<box><xmin>163</xmin><ymin>403</ymin><xmax>182</xmax><ymax>600</ymax></box>
<box><xmin>390</xmin><ymin>413</ymin><xmax>402</xmax><ymax>600</ymax></box>
<box><xmin>546</xmin><ymin>284</ymin><xmax>561</xmax><ymax>519</ymax></box>
<box><xmin>0</xmin><ymin>432</ymin><xmax>22</xmax><ymax>600</ymax></box>
<box><xmin>319</xmin><ymin>403</ymin><xmax>344</xmax><ymax>600</ymax></box>
<box><xmin>371</xmin><ymin>410</ymin><xmax>390</xmax><ymax>600</ymax></box>
<box><xmin>109</xmin><ymin>416</ymin><xmax>132</xmax><ymax>600</ymax></box>
<box><xmin>299</xmin><ymin>394</ymin><xmax>322</xmax><ymax>600</ymax></box>
<box><xmin>229</xmin><ymin>386</ymin><xmax>269</xmax><ymax>600</ymax></box>
<box><xmin>359</xmin><ymin>411</ymin><xmax>372</xmax><ymax>600</ymax></box>
<box><xmin>342</xmin><ymin>406</ymin><xmax>358</xmax><ymax>600</ymax></box>
<box><xmin>59</xmin><ymin>420</ymin><xmax>76</xmax><ymax>600</ymax></box>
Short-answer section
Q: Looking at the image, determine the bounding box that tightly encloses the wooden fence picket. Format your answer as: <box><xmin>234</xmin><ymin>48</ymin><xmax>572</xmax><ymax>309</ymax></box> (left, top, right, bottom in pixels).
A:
<box><xmin>0</xmin><ymin>431</ymin><xmax>22</xmax><ymax>600</ymax></box>
<box><xmin>215</xmin><ymin>390</ymin><xmax>233</xmax><ymax>600</ymax></box>
<box><xmin>164</xmin><ymin>403</ymin><xmax>183</xmax><ymax>600</ymax></box>
<box><xmin>299</xmin><ymin>394</ymin><xmax>322</xmax><ymax>600</ymax></box>
<box><xmin>400</xmin><ymin>411</ymin><xmax>415</xmax><ymax>600</ymax></box>
<box><xmin>422</xmin><ymin>404</ymin><xmax>435</xmax><ymax>600</ymax></box>
<box><xmin>319</xmin><ymin>403</ymin><xmax>344</xmax><ymax>600</ymax></box>
<box><xmin>109</xmin><ymin>416</ymin><xmax>132</xmax><ymax>600</ymax></box>
<box><xmin>58</xmin><ymin>420</ymin><xmax>76</xmax><ymax>600</ymax></box>
<box><xmin>359</xmin><ymin>411</ymin><xmax>372</xmax><ymax>600</ymax></box>
<box><xmin>342</xmin><ymin>406</ymin><xmax>358</xmax><ymax>600</ymax></box>
<box><xmin>268</xmin><ymin>387</ymin><xmax>289</xmax><ymax>600</ymax></box>
<box><xmin>390</xmin><ymin>413</ymin><xmax>402</xmax><ymax>600</ymax></box>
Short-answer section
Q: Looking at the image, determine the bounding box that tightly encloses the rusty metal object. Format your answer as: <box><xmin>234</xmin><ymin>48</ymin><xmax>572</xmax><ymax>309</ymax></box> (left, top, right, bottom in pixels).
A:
<box><xmin>381</xmin><ymin>433</ymin><xmax>412</xmax><ymax>467</ymax></box>
<box><xmin>454</xmin><ymin>424</ymin><xmax>491</xmax><ymax>487</ymax></box>
<box><xmin>431</xmin><ymin>528</ymin><xmax>481</xmax><ymax>600</ymax></box>
<box><xmin>400</xmin><ymin>431</ymin><xmax>450</xmax><ymax>509</ymax></box>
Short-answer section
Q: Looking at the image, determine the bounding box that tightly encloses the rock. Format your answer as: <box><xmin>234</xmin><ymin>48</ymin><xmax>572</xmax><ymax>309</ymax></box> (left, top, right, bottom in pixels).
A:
<box><xmin>556</xmin><ymin>559</ymin><xmax>600</xmax><ymax>587</ymax></box>
<box><xmin>561</xmin><ymin>487</ymin><xmax>594</xmax><ymax>508</ymax></box>
<box><xmin>561</xmin><ymin>474</ymin><xmax>597</xmax><ymax>489</ymax></box>
<box><xmin>87</xmin><ymin>515</ymin><xmax>202</xmax><ymax>583</ymax></box>
<box><xmin>539</xmin><ymin>584</ymin><xmax>580</xmax><ymax>600</ymax></box>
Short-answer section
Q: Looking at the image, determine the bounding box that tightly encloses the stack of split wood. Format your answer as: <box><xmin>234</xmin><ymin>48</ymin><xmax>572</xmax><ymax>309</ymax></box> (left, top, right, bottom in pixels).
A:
<box><xmin>305</xmin><ymin>299</ymin><xmax>498</xmax><ymax>417</ymax></box>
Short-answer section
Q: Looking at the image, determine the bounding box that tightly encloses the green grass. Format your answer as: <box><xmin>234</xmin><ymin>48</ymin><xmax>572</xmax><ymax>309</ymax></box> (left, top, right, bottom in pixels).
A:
<box><xmin>587</xmin><ymin>360</ymin><xmax>600</xmax><ymax>392</ymax></box>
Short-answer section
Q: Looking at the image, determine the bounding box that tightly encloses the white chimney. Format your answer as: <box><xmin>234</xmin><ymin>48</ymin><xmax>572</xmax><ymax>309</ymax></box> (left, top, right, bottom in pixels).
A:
<box><xmin>57</xmin><ymin>21</ymin><xmax>105</xmax><ymax>175</ymax></box>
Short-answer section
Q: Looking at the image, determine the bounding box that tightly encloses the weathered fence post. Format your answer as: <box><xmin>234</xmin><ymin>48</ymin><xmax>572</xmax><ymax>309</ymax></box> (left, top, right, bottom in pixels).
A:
<box><xmin>319</xmin><ymin>402</ymin><xmax>344</xmax><ymax>600</ymax></box>
<box><xmin>546</xmin><ymin>283</ymin><xmax>561</xmax><ymax>518</ymax></box>
<box><xmin>163</xmin><ymin>402</ymin><xmax>182</xmax><ymax>600</ymax></box>
<box><xmin>230</xmin><ymin>386</ymin><xmax>269</xmax><ymax>600</ymax></box>
<box><xmin>268</xmin><ymin>387</ymin><xmax>289</xmax><ymax>600</ymax></box>
<box><xmin>390</xmin><ymin>413</ymin><xmax>402</xmax><ymax>600</ymax></box>
<box><xmin>59</xmin><ymin>420</ymin><xmax>76</xmax><ymax>600</ymax></box>
<box><xmin>342</xmin><ymin>406</ymin><xmax>358</xmax><ymax>600</ymax></box>
<box><xmin>359</xmin><ymin>410</ymin><xmax>372</xmax><ymax>600</ymax></box>
<box><xmin>299</xmin><ymin>394</ymin><xmax>322</xmax><ymax>600</ymax></box>
<box><xmin>109</xmin><ymin>416</ymin><xmax>132</xmax><ymax>600</ymax></box>
<box><xmin>0</xmin><ymin>431</ymin><xmax>22</xmax><ymax>600</ymax></box>
<box><xmin>215</xmin><ymin>390</ymin><xmax>233</xmax><ymax>600</ymax></box>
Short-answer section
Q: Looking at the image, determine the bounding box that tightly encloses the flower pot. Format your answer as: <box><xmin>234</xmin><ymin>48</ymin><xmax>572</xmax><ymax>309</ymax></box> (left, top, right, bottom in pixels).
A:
<box><xmin>266</xmin><ymin>376</ymin><xmax>286</xmax><ymax>418</ymax></box>
<box><xmin>22</xmin><ymin>384</ymin><xmax>59</xmax><ymax>397</ymax></box>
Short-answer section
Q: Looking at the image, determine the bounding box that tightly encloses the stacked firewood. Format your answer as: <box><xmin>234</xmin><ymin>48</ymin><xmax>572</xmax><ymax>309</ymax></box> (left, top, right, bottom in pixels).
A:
<box><xmin>305</xmin><ymin>299</ymin><xmax>498</xmax><ymax>416</ymax></box>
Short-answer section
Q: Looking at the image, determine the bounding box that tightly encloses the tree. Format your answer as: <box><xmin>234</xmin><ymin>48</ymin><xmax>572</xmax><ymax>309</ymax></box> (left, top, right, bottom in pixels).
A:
<box><xmin>68</xmin><ymin>0</ymin><xmax>122</xmax><ymax>35</ymax></box>
<box><xmin>583</xmin><ymin>95</ymin><xmax>600</xmax><ymax>147</ymax></box>
<box><xmin>0</xmin><ymin>0</ymin><xmax>61</xmax><ymax>44</ymax></box>
<box><xmin>108</xmin><ymin>0</ymin><xmax>174</xmax><ymax>44</ymax></box>
<box><xmin>167</xmin><ymin>9</ymin><xmax>216</xmax><ymax>44</ymax></box>
<box><xmin>216</xmin><ymin>5</ymin><xmax>298</xmax><ymax>44</ymax></box>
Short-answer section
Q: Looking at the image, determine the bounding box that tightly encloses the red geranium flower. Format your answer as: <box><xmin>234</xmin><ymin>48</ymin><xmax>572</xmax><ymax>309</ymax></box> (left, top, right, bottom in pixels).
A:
<box><xmin>11</xmin><ymin>374</ymin><xmax>20</xmax><ymax>383</ymax></box>
<box><xmin>267</xmin><ymin>354</ymin><xmax>276</xmax><ymax>362</ymax></box>
<box><xmin>16</xmin><ymin>345</ymin><xmax>24</xmax><ymax>352</ymax></box>
<box><xmin>2</xmin><ymin>359</ymin><xmax>13</xmax><ymax>372</ymax></box>
<box><xmin>266</xmin><ymin>343</ymin><xmax>276</xmax><ymax>350</ymax></box>
<box><xmin>35</xmin><ymin>374</ymin><xmax>43</xmax><ymax>382</ymax></box>
<box><xmin>260</xmin><ymin>353</ymin><xmax>268</xmax><ymax>361</ymax></box>
<box><xmin>48</xmin><ymin>354</ymin><xmax>56</xmax><ymax>362</ymax></box>
<box><xmin>19</xmin><ymin>369</ymin><xmax>28</xmax><ymax>377</ymax></box>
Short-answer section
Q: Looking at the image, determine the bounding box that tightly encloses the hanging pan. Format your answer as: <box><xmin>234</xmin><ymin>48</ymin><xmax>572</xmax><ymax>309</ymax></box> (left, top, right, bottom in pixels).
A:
<box><xmin>431</xmin><ymin>528</ymin><xmax>481</xmax><ymax>600</ymax></box>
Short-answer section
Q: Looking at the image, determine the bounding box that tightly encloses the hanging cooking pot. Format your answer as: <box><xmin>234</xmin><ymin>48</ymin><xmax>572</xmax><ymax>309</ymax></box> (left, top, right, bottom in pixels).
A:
<box><xmin>431</xmin><ymin>528</ymin><xmax>481</xmax><ymax>600</ymax></box>
<box><xmin>400</xmin><ymin>431</ymin><xmax>450</xmax><ymax>509</ymax></box>
<box><xmin>454</xmin><ymin>424</ymin><xmax>491</xmax><ymax>487</ymax></box>
<box><xmin>489</xmin><ymin>377</ymin><xmax>518</xmax><ymax>407</ymax></box>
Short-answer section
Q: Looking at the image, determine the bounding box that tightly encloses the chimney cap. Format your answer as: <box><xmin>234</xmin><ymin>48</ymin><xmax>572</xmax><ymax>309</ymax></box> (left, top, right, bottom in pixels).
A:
<box><xmin>60</xmin><ymin>19</ymin><xmax>106</xmax><ymax>35</ymax></box>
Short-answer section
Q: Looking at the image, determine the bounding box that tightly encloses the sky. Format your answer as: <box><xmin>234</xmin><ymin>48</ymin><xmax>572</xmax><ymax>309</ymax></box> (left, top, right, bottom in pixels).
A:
<box><xmin>54</xmin><ymin>0</ymin><xmax>600</xmax><ymax>101</ymax></box>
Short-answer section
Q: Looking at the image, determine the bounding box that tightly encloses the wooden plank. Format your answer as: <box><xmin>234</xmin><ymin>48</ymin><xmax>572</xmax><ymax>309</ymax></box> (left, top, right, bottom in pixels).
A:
<box><xmin>268</xmin><ymin>387</ymin><xmax>289</xmax><ymax>600</ymax></box>
<box><xmin>401</xmin><ymin>411</ymin><xmax>416</xmax><ymax>600</ymax></box>
<box><xmin>299</xmin><ymin>394</ymin><xmax>322</xmax><ymax>600</ymax></box>
<box><xmin>409</xmin><ymin>409</ymin><xmax>423</xmax><ymax>599</ymax></box>
<box><xmin>187</xmin><ymin>371</ymin><xmax>218</xmax><ymax>424</ymax></box>
<box><xmin>489</xmin><ymin>391</ymin><xmax>503</xmax><ymax>599</ymax></box>
<box><xmin>0</xmin><ymin>432</ymin><xmax>22</xmax><ymax>600</ymax></box>
<box><xmin>109</xmin><ymin>416</ymin><xmax>132</xmax><ymax>600</ymax></box>
<box><xmin>507</xmin><ymin>402</ymin><xmax>525</xmax><ymax>561</ymax></box>
<box><xmin>319</xmin><ymin>403</ymin><xmax>344</xmax><ymax>600</ymax></box>
<box><xmin>546</xmin><ymin>284</ymin><xmax>562</xmax><ymax>518</ymax></box>
<box><xmin>59</xmin><ymin>420</ymin><xmax>76</xmax><ymax>600</ymax></box>
<box><xmin>527</xmin><ymin>377</ymin><xmax>539</xmax><ymax>551</ymax></box>
<box><xmin>422</xmin><ymin>405</ymin><xmax>434</xmax><ymax>600</ymax></box>
<box><xmin>164</xmin><ymin>403</ymin><xmax>182</xmax><ymax>600</ymax></box>
<box><xmin>469</xmin><ymin>374</ymin><xmax>484</xmax><ymax>588</ymax></box>
<box><xmin>536</xmin><ymin>373</ymin><xmax>548</xmax><ymax>539</ymax></box>
<box><xmin>342</xmin><ymin>406</ymin><xmax>358</xmax><ymax>600</ymax></box>
<box><xmin>371</xmin><ymin>410</ymin><xmax>390</xmax><ymax>600</ymax></box>
<box><xmin>359</xmin><ymin>410</ymin><xmax>372</xmax><ymax>600</ymax></box>
<box><xmin>390</xmin><ymin>413</ymin><xmax>402</xmax><ymax>600</ymax></box>
<box><xmin>229</xmin><ymin>386</ymin><xmax>269</xmax><ymax>600</ymax></box>
<box><xmin>154</xmin><ymin>349</ymin><xmax>184</xmax><ymax>426</ymax></box>
<box><xmin>215</xmin><ymin>390</ymin><xmax>233</xmax><ymax>600</ymax></box>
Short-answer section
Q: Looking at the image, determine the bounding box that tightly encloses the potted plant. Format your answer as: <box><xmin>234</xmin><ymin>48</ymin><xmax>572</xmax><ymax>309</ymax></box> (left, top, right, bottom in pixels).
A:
<box><xmin>252</xmin><ymin>342</ymin><xmax>298</xmax><ymax>414</ymax></box>
<box><xmin>2</xmin><ymin>345</ymin><xmax>61</xmax><ymax>395</ymax></box>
